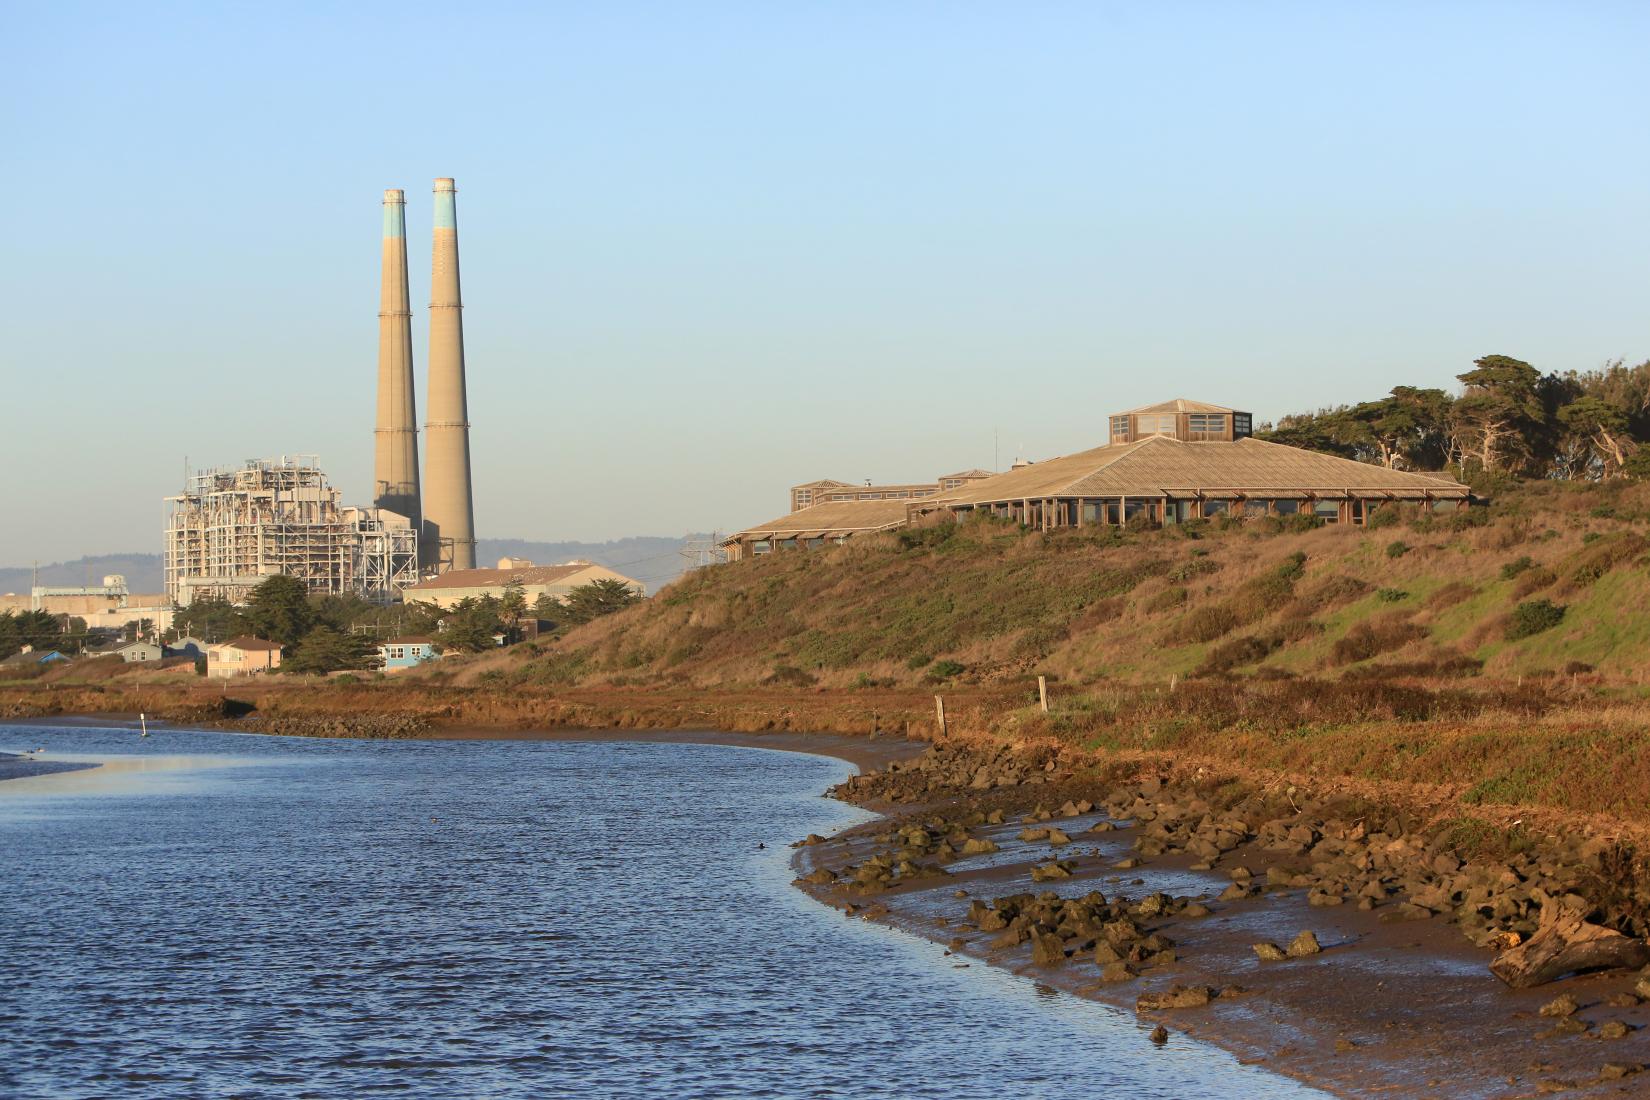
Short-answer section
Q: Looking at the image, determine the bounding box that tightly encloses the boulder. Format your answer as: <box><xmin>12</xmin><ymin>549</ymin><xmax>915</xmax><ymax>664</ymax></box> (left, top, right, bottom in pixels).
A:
<box><xmin>1538</xmin><ymin>993</ymin><xmax>1579</xmax><ymax>1018</ymax></box>
<box><xmin>1031</xmin><ymin>931</ymin><xmax>1067</xmax><ymax>967</ymax></box>
<box><xmin>1287</xmin><ymin>931</ymin><xmax>1322</xmax><ymax>958</ymax></box>
<box><xmin>1136</xmin><ymin>984</ymin><xmax>1214</xmax><ymax>1011</ymax></box>
<box><xmin>1253</xmin><ymin>942</ymin><xmax>1288</xmax><ymax>962</ymax></box>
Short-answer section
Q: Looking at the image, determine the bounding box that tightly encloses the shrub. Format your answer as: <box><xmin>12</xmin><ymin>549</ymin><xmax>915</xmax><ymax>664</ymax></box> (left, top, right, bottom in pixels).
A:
<box><xmin>1290</xmin><ymin>574</ymin><xmax>1370</xmax><ymax>615</ymax></box>
<box><xmin>1385</xmin><ymin>540</ymin><xmax>1411</xmax><ymax>559</ymax></box>
<box><xmin>1365</xmin><ymin>507</ymin><xmax>1400</xmax><ymax>530</ymax></box>
<box><xmin>929</xmin><ymin>659</ymin><xmax>966</xmax><ymax>679</ymax></box>
<box><xmin>1147</xmin><ymin>586</ymin><xmax>1188</xmax><ymax>610</ymax></box>
<box><xmin>1376</xmin><ymin>588</ymin><xmax>1408</xmax><ymax>603</ymax></box>
<box><xmin>1124</xmin><ymin>511</ymin><xmax>1158</xmax><ymax>533</ymax></box>
<box><xmin>1329</xmin><ymin>615</ymin><xmax>1429</xmax><ymax>665</ymax></box>
<box><xmin>1505</xmin><ymin>599</ymin><xmax>1565</xmax><ymax>641</ymax></box>
<box><xmin>1168</xmin><ymin>557</ymin><xmax>1221</xmax><ymax>582</ymax></box>
<box><xmin>764</xmin><ymin>664</ymin><xmax>818</xmax><ymax>687</ymax></box>
<box><xmin>1421</xmin><ymin>580</ymin><xmax>1476</xmax><ymax>611</ymax></box>
<box><xmin>906</xmin><ymin>653</ymin><xmax>933</xmax><ymax>670</ymax></box>
<box><xmin>1511</xmin><ymin>568</ymin><xmax>1558</xmax><ymax>599</ymax></box>
<box><xmin>898</xmin><ymin>524</ymin><xmax>956</xmax><ymax>551</ymax></box>
<box><xmin>1167</xmin><ymin>604</ymin><xmax>1241</xmax><ymax>645</ymax></box>
<box><xmin>1567</xmin><ymin>532</ymin><xmax>1648</xmax><ymax>587</ymax></box>
<box><xmin>1500</xmin><ymin>556</ymin><xmax>1534</xmax><ymax>581</ymax></box>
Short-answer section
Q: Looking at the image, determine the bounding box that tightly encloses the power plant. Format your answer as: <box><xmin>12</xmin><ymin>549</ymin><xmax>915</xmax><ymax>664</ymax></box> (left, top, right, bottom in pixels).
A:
<box><xmin>422</xmin><ymin>178</ymin><xmax>477</xmax><ymax>571</ymax></box>
<box><xmin>165</xmin><ymin>179</ymin><xmax>479</xmax><ymax>605</ymax></box>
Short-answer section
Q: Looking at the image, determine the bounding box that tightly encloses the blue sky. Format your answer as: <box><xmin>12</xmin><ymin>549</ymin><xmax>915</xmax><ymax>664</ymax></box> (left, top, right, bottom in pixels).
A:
<box><xmin>4</xmin><ymin>2</ymin><xmax>1647</xmax><ymax>562</ymax></box>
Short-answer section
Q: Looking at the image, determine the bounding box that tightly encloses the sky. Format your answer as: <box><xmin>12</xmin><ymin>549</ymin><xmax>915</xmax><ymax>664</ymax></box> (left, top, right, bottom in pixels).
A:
<box><xmin>3</xmin><ymin>2</ymin><xmax>1647</xmax><ymax>563</ymax></box>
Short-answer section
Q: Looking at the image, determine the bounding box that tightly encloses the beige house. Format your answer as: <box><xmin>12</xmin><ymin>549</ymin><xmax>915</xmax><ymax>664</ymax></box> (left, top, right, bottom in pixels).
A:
<box><xmin>207</xmin><ymin>636</ymin><xmax>284</xmax><ymax>678</ymax></box>
<box><xmin>722</xmin><ymin>499</ymin><xmax>914</xmax><ymax>561</ymax></box>
<box><xmin>403</xmin><ymin>561</ymin><xmax>645</xmax><ymax>611</ymax></box>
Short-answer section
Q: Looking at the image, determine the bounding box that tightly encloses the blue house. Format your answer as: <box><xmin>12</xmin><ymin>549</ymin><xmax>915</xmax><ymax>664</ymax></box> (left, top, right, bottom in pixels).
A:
<box><xmin>378</xmin><ymin>636</ymin><xmax>437</xmax><ymax>673</ymax></box>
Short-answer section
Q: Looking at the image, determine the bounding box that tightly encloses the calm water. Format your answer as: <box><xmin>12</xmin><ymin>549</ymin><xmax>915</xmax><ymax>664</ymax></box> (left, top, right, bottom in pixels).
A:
<box><xmin>0</xmin><ymin>723</ymin><xmax>1319</xmax><ymax>1099</ymax></box>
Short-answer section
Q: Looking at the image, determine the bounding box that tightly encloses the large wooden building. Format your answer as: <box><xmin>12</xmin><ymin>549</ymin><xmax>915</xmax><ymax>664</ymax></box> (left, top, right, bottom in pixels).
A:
<box><xmin>722</xmin><ymin>398</ymin><xmax>1469</xmax><ymax>559</ymax></box>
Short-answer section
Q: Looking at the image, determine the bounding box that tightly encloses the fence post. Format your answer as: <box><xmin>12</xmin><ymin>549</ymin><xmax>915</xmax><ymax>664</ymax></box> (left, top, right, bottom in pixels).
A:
<box><xmin>1038</xmin><ymin>675</ymin><xmax>1049</xmax><ymax>714</ymax></box>
<box><xmin>935</xmin><ymin>695</ymin><xmax>948</xmax><ymax>737</ymax></box>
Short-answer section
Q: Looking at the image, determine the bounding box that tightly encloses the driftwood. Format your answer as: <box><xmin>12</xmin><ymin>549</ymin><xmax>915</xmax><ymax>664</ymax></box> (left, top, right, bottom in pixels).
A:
<box><xmin>1490</xmin><ymin>905</ymin><xmax>1650</xmax><ymax>989</ymax></box>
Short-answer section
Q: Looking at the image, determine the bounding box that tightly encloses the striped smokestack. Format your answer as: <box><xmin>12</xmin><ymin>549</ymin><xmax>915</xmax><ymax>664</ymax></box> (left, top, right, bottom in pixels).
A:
<box><xmin>423</xmin><ymin>177</ymin><xmax>476</xmax><ymax>571</ymax></box>
<box><xmin>373</xmin><ymin>189</ymin><xmax>421</xmax><ymax>531</ymax></box>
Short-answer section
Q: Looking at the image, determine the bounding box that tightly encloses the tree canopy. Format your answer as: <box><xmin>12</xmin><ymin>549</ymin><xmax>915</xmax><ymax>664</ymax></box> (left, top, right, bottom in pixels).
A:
<box><xmin>1259</xmin><ymin>356</ymin><xmax>1650</xmax><ymax>484</ymax></box>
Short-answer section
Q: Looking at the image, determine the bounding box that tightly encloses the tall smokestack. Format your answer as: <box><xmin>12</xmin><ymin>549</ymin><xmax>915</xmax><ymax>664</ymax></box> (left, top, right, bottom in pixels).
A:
<box><xmin>373</xmin><ymin>189</ymin><xmax>421</xmax><ymax>530</ymax></box>
<box><xmin>423</xmin><ymin>177</ymin><xmax>476</xmax><ymax>571</ymax></box>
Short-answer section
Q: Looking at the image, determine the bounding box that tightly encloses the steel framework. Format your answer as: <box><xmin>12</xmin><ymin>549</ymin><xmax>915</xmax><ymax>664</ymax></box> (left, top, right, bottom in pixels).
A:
<box><xmin>164</xmin><ymin>456</ymin><xmax>417</xmax><ymax>606</ymax></box>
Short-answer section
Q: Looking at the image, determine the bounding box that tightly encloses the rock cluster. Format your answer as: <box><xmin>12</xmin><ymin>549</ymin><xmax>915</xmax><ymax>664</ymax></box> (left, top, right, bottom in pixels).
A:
<box><xmin>965</xmin><ymin>888</ymin><xmax>1197</xmax><ymax>979</ymax></box>
<box><xmin>236</xmin><ymin>712</ymin><xmax>430</xmax><ymax>739</ymax></box>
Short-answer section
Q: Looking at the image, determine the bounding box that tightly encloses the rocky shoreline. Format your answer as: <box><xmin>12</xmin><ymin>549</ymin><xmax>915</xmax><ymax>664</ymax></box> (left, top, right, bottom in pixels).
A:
<box><xmin>796</xmin><ymin>740</ymin><xmax>1650</xmax><ymax>1098</ymax></box>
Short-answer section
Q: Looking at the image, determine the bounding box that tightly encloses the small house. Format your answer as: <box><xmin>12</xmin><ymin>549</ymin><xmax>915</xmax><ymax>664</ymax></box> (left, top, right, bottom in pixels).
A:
<box><xmin>207</xmin><ymin>636</ymin><xmax>284</xmax><ymax>678</ymax></box>
<box><xmin>377</xmin><ymin>636</ymin><xmax>437</xmax><ymax>673</ymax></box>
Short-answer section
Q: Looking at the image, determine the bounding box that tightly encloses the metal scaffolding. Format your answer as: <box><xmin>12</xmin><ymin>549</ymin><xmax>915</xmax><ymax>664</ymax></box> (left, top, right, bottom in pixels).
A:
<box><xmin>164</xmin><ymin>456</ymin><xmax>418</xmax><ymax>606</ymax></box>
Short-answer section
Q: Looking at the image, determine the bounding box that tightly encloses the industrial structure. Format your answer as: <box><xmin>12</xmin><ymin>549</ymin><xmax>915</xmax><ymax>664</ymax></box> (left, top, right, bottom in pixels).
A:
<box><xmin>374</xmin><ymin>188</ymin><xmax>422</xmax><ymax>535</ymax></box>
<box><xmin>0</xmin><ymin>576</ymin><xmax>174</xmax><ymax>634</ymax></box>
<box><xmin>422</xmin><ymin>178</ymin><xmax>477</xmax><ymax>572</ymax></box>
<box><xmin>163</xmin><ymin>456</ymin><xmax>418</xmax><ymax>606</ymax></box>
<box><xmin>722</xmin><ymin>397</ymin><xmax>1469</xmax><ymax>559</ymax></box>
<box><xmin>164</xmin><ymin>179</ymin><xmax>480</xmax><ymax>608</ymax></box>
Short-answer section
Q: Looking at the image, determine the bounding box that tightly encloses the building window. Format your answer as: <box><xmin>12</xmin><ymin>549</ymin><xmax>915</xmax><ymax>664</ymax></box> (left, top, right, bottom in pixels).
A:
<box><xmin>1138</xmin><ymin>414</ymin><xmax>1176</xmax><ymax>436</ymax></box>
<box><xmin>1233</xmin><ymin>413</ymin><xmax>1252</xmax><ymax>437</ymax></box>
<box><xmin>1188</xmin><ymin>413</ymin><xmax>1225</xmax><ymax>433</ymax></box>
<box><xmin>1203</xmin><ymin>500</ymin><xmax>1229</xmax><ymax>516</ymax></box>
<box><xmin>1109</xmin><ymin>415</ymin><xmax>1130</xmax><ymax>439</ymax></box>
<box><xmin>1432</xmin><ymin>499</ymin><xmax>1461</xmax><ymax>514</ymax></box>
<box><xmin>794</xmin><ymin>490</ymin><xmax>813</xmax><ymax>508</ymax></box>
<box><xmin>1313</xmin><ymin>500</ymin><xmax>1341</xmax><ymax>522</ymax></box>
<box><xmin>1273</xmin><ymin>500</ymin><xmax>1299</xmax><ymax>515</ymax></box>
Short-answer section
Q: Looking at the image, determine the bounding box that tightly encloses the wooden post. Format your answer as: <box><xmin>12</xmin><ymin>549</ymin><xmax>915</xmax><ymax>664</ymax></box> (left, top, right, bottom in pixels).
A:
<box><xmin>935</xmin><ymin>694</ymin><xmax>948</xmax><ymax>737</ymax></box>
<box><xmin>1038</xmin><ymin>675</ymin><xmax>1048</xmax><ymax>713</ymax></box>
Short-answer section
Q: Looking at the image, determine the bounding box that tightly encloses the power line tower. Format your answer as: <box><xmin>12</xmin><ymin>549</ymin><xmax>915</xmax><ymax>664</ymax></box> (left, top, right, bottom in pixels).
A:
<box><xmin>678</xmin><ymin>532</ymin><xmax>726</xmax><ymax>571</ymax></box>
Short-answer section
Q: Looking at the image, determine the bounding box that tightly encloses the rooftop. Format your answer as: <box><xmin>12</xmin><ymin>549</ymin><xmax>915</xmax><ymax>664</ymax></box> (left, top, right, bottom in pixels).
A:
<box><xmin>406</xmin><ymin>563</ymin><xmax>595</xmax><ymax>592</ymax></box>
<box><xmin>1117</xmin><ymin>397</ymin><xmax>1241</xmax><ymax>416</ymax></box>
<box><xmin>217</xmin><ymin>636</ymin><xmax>283</xmax><ymax>652</ymax></box>
<box><xmin>930</xmin><ymin>435</ymin><xmax>1467</xmax><ymax>505</ymax></box>
<box><xmin>724</xmin><ymin>498</ymin><xmax>913</xmax><ymax>543</ymax></box>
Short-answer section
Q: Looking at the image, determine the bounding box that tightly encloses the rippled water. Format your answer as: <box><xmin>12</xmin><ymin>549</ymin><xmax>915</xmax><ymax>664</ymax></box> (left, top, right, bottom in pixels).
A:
<box><xmin>0</xmin><ymin>723</ymin><xmax>1319</xmax><ymax>1098</ymax></box>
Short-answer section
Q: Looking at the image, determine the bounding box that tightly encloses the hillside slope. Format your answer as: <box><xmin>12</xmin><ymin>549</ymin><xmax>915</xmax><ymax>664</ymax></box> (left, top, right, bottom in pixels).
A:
<box><xmin>481</xmin><ymin>479</ymin><xmax>1650</xmax><ymax>691</ymax></box>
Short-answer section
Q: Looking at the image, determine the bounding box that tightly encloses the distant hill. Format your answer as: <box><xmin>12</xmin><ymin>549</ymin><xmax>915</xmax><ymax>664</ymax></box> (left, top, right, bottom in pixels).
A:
<box><xmin>0</xmin><ymin>554</ymin><xmax>164</xmax><ymax>596</ymax></box>
<box><xmin>477</xmin><ymin>537</ymin><xmax>696</xmax><ymax>592</ymax></box>
<box><xmin>0</xmin><ymin>537</ymin><xmax>698</xmax><ymax>601</ymax></box>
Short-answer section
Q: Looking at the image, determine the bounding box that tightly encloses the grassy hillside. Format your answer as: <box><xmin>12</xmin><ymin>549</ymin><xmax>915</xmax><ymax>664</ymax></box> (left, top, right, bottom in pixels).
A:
<box><xmin>479</xmin><ymin>478</ymin><xmax>1650</xmax><ymax>692</ymax></box>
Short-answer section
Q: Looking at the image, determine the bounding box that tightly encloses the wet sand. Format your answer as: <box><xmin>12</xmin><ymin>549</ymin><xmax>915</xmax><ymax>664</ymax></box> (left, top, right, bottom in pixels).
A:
<box><xmin>794</xmin><ymin>797</ymin><xmax>1650</xmax><ymax>1099</ymax></box>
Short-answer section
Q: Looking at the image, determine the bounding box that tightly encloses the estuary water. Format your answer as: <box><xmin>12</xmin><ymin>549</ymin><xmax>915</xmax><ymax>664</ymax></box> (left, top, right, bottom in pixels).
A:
<box><xmin>0</xmin><ymin>723</ymin><xmax>1319</xmax><ymax>1099</ymax></box>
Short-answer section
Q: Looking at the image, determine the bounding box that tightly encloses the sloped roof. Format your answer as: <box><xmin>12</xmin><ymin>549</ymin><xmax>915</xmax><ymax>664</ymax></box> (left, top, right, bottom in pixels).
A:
<box><xmin>939</xmin><ymin>468</ymin><xmax>995</xmax><ymax>480</ymax></box>
<box><xmin>218</xmin><ymin>636</ymin><xmax>283</xmax><ymax>652</ymax></box>
<box><xmin>1117</xmin><ymin>398</ymin><xmax>1240</xmax><ymax>416</ymax></box>
<box><xmin>792</xmin><ymin>479</ymin><xmax>856</xmax><ymax>490</ymax></box>
<box><xmin>724</xmin><ymin>499</ymin><xmax>912</xmax><ymax>544</ymax></box>
<box><xmin>407</xmin><ymin>563</ymin><xmax>594</xmax><ymax>592</ymax></box>
<box><xmin>383</xmin><ymin>635</ymin><xmax>435</xmax><ymax>646</ymax></box>
<box><xmin>929</xmin><ymin>435</ymin><xmax>1466</xmax><ymax>505</ymax></box>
